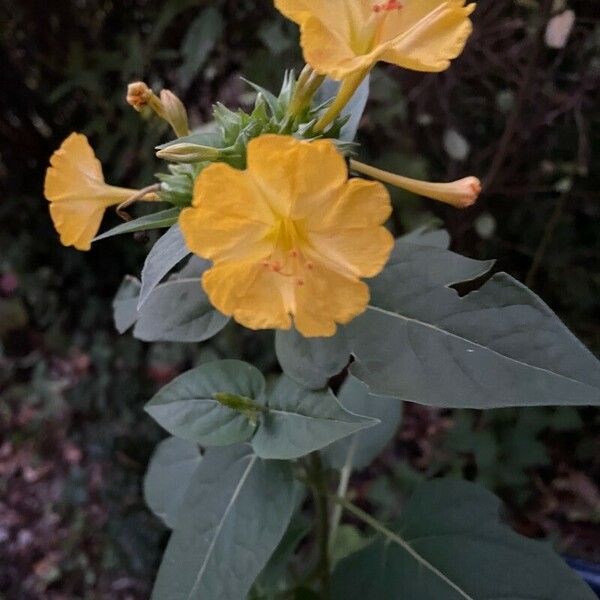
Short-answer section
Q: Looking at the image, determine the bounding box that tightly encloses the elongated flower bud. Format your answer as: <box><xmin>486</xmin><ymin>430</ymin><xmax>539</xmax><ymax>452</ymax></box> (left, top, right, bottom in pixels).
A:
<box><xmin>156</xmin><ymin>142</ymin><xmax>222</xmax><ymax>163</ymax></box>
<box><xmin>350</xmin><ymin>160</ymin><xmax>481</xmax><ymax>208</ymax></box>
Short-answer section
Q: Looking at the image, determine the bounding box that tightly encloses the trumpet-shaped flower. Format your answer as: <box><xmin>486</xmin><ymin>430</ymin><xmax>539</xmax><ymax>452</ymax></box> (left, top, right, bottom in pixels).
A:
<box><xmin>44</xmin><ymin>133</ymin><xmax>156</xmax><ymax>251</ymax></box>
<box><xmin>179</xmin><ymin>135</ymin><xmax>394</xmax><ymax>337</ymax></box>
<box><xmin>350</xmin><ymin>159</ymin><xmax>481</xmax><ymax>208</ymax></box>
<box><xmin>274</xmin><ymin>0</ymin><xmax>476</xmax><ymax>79</ymax></box>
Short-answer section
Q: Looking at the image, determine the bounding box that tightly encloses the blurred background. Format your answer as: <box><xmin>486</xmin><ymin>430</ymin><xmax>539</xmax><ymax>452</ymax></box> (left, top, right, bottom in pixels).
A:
<box><xmin>1</xmin><ymin>0</ymin><xmax>599</xmax><ymax>598</ymax></box>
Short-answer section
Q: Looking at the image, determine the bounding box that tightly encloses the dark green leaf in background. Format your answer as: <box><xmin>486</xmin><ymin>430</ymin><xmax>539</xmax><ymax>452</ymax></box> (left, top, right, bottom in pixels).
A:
<box><xmin>324</xmin><ymin>376</ymin><xmax>402</xmax><ymax>471</ymax></box>
<box><xmin>332</xmin><ymin>479</ymin><xmax>596</xmax><ymax>600</ymax></box>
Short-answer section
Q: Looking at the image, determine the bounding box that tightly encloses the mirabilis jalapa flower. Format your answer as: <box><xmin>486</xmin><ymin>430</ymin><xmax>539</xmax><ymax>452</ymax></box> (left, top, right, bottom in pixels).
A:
<box><xmin>180</xmin><ymin>135</ymin><xmax>394</xmax><ymax>338</ymax></box>
<box><xmin>44</xmin><ymin>133</ymin><xmax>159</xmax><ymax>251</ymax></box>
<box><xmin>275</xmin><ymin>0</ymin><xmax>476</xmax><ymax>79</ymax></box>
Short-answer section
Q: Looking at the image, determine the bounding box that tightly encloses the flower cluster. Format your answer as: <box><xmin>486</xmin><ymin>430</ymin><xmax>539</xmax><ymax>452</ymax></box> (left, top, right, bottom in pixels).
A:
<box><xmin>44</xmin><ymin>0</ymin><xmax>478</xmax><ymax>336</ymax></box>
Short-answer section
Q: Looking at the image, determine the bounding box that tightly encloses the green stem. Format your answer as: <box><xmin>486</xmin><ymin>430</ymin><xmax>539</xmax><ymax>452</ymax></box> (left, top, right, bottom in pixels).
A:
<box><xmin>307</xmin><ymin>453</ymin><xmax>331</xmax><ymax>599</ymax></box>
<box><xmin>328</xmin><ymin>437</ymin><xmax>357</xmax><ymax>551</ymax></box>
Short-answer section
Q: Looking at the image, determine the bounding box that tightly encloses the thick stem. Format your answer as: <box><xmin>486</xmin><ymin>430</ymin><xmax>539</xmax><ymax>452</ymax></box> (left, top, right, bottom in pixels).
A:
<box><xmin>307</xmin><ymin>453</ymin><xmax>331</xmax><ymax>599</ymax></box>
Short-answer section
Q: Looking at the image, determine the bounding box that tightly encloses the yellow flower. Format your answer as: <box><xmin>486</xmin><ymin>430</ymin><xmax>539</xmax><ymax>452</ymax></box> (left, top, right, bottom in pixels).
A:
<box><xmin>44</xmin><ymin>133</ymin><xmax>155</xmax><ymax>251</ymax></box>
<box><xmin>179</xmin><ymin>135</ymin><xmax>394</xmax><ymax>337</ymax></box>
<box><xmin>274</xmin><ymin>0</ymin><xmax>476</xmax><ymax>80</ymax></box>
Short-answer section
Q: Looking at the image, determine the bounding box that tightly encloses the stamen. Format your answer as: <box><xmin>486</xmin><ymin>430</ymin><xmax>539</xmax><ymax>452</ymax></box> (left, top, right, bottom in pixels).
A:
<box><xmin>373</xmin><ymin>0</ymin><xmax>403</xmax><ymax>13</ymax></box>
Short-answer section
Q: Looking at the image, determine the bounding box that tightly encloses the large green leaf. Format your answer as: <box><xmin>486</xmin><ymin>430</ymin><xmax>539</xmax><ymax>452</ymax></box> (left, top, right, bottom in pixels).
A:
<box><xmin>332</xmin><ymin>479</ymin><xmax>596</xmax><ymax>600</ymax></box>
<box><xmin>349</xmin><ymin>241</ymin><xmax>600</xmax><ymax>408</ymax></box>
<box><xmin>146</xmin><ymin>360</ymin><xmax>265</xmax><ymax>446</ymax></box>
<box><xmin>251</xmin><ymin>376</ymin><xmax>378</xmax><ymax>460</ymax></box>
<box><xmin>93</xmin><ymin>207</ymin><xmax>180</xmax><ymax>241</ymax></box>
<box><xmin>323</xmin><ymin>376</ymin><xmax>402</xmax><ymax>470</ymax></box>
<box><xmin>133</xmin><ymin>273</ymin><xmax>228</xmax><ymax>343</ymax></box>
<box><xmin>143</xmin><ymin>437</ymin><xmax>202</xmax><ymax>529</ymax></box>
<box><xmin>275</xmin><ymin>328</ymin><xmax>349</xmax><ymax>390</ymax></box>
<box><xmin>138</xmin><ymin>224</ymin><xmax>190</xmax><ymax>309</ymax></box>
<box><xmin>151</xmin><ymin>445</ymin><xmax>295</xmax><ymax>600</ymax></box>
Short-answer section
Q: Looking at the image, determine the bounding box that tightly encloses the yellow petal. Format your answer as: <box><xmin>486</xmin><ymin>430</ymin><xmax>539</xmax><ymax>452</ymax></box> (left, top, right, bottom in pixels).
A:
<box><xmin>380</xmin><ymin>1</ymin><xmax>476</xmax><ymax>72</ymax></box>
<box><xmin>246</xmin><ymin>136</ymin><xmax>347</xmax><ymax>218</ymax></box>
<box><xmin>202</xmin><ymin>261</ymin><xmax>293</xmax><ymax>331</ymax></box>
<box><xmin>299</xmin><ymin>15</ymin><xmax>376</xmax><ymax>80</ymax></box>
<box><xmin>294</xmin><ymin>262</ymin><xmax>370</xmax><ymax>337</ymax></box>
<box><xmin>180</xmin><ymin>163</ymin><xmax>275</xmax><ymax>262</ymax></box>
<box><xmin>310</xmin><ymin>178</ymin><xmax>392</xmax><ymax>230</ymax></box>
<box><xmin>307</xmin><ymin>226</ymin><xmax>395</xmax><ymax>279</ymax></box>
<box><xmin>44</xmin><ymin>133</ymin><xmax>137</xmax><ymax>250</ymax></box>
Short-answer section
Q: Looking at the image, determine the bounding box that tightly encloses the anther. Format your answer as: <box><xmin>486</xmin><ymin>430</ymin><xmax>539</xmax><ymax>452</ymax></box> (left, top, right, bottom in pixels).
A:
<box><xmin>373</xmin><ymin>0</ymin><xmax>403</xmax><ymax>13</ymax></box>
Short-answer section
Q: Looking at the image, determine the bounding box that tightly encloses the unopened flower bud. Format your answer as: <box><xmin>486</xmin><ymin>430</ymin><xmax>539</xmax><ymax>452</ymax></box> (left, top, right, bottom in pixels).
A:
<box><xmin>160</xmin><ymin>90</ymin><xmax>190</xmax><ymax>138</ymax></box>
<box><xmin>350</xmin><ymin>160</ymin><xmax>481</xmax><ymax>209</ymax></box>
<box><xmin>156</xmin><ymin>142</ymin><xmax>222</xmax><ymax>164</ymax></box>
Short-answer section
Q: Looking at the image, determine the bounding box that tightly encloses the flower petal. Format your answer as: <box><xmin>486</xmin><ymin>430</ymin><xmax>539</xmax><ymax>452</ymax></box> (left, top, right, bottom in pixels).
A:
<box><xmin>307</xmin><ymin>226</ymin><xmax>395</xmax><ymax>279</ymax></box>
<box><xmin>48</xmin><ymin>201</ymin><xmax>105</xmax><ymax>251</ymax></box>
<box><xmin>310</xmin><ymin>178</ymin><xmax>392</xmax><ymax>231</ymax></box>
<box><xmin>202</xmin><ymin>261</ymin><xmax>293</xmax><ymax>331</ymax></box>
<box><xmin>180</xmin><ymin>163</ymin><xmax>275</xmax><ymax>262</ymax></box>
<box><xmin>379</xmin><ymin>1</ymin><xmax>476</xmax><ymax>72</ymax></box>
<box><xmin>294</xmin><ymin>263</ymin><xmax>370</xmax><ymax>337</ymax></box>
<box><xmin>246</xmin><ymin>136</ymin><xmax>347</xmax><ymax>218</ymax></box>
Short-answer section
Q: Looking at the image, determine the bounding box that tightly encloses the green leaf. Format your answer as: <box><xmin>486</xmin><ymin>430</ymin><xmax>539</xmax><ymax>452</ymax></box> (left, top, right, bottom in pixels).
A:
<box><xmin>323</xmin><ymin>376</ymin><xmax>402</xmax><ymax>470</ymax></box>
<box><xmin>112</xmin><ymin>276</ymin><xmax>141</xmax><ymax>334</ymax></box>
<box><xmin>275</xmin><ymin>328</ymin><xmax>349</xmax><ymax>390</ymax></box>
<box><xmin>143</xmin><ymin>437</ymin><xmax>202</xmax><ymax>529</ymax></box>
<box><xmin>251</xmin><ymin>376</ymin><xmax>378</xmax><ymax>460</ymax></box>
<box><xmin>94</xmin><ymin>208</ymin><xmax>180</xmax><ymax>241</ymax></box>
<box><xmin>151</xmin><ymin>445</ymin><xmax>295</xmax><ymax>600</ymax></box>
<box><xmin>177</xmin><ymin>7</ymin><xmax>224</xmax><ymax>88</ymax></box>
<box><xmin>400</xmin><ymin>224</ymin><xmax>451</xmax><ymax>249</ymax></box>
<box><xmin>349</xmin><ymin>241</ymin><xmax>600</xmax><ymax>408</ymax></box>
<box><xmin>133</xmin><ymin>274</ymin><xmax>228</xmax><ymax>343</ymax></box>
<box><xmin>146</xmin><ymin>360</ymin><xmax>266</xmax><ymax>446</ymax></box>
<box><xmin>332</xmin><ymin>479</ymin><xmax>596</xmax><ymax>600</ymax></box>
<box><xmin>138</xmin><ymin>224</ymin><xmax>190</xmax><ymax>309</ymax></box>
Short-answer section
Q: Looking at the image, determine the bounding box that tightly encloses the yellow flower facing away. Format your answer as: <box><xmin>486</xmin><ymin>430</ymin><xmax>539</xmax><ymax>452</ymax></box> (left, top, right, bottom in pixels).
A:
<box><xmin>44</xmin><ymin>133</ymin><xmax>158</xmax><ymax>251</ymax></box>
<box><xmin>180</xmin><ymin>135</ymin><xmax>394</xmax><ymax>338</ymax></box>
<box><xmin>274</xmin><ymin>0</ymin><xmax>476</xmax><ymax>80</ymax></box>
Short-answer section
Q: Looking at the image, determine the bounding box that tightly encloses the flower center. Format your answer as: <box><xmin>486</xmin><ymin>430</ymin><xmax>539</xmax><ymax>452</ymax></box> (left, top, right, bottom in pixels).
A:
<box><xmin>351</xmin><ymin>1</ymin><xmax>404</xmax><ymax>54</ymax></box>
<box><xmin>261</xmin><ymin>218</ymin><xmax>313</xmax><ymax>289</ymax></box>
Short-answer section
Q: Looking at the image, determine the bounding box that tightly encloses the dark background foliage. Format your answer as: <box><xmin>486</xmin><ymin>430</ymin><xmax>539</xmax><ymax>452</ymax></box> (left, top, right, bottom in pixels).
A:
<box><xmin>0</xmin><ymin>0</ymin><xmax>598</xmax><ymax>598</ymax></box>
